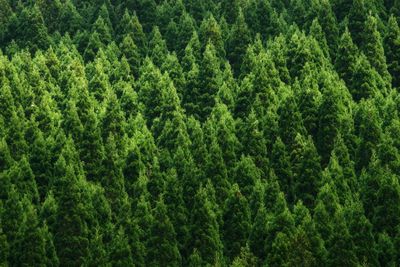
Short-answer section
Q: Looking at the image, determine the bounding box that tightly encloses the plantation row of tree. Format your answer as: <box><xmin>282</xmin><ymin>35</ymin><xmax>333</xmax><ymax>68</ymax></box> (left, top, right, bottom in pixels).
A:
<box><xmin>1</xmin><ymin>0</ymin><xmax>400</xmax><ymax>266</ymax></box>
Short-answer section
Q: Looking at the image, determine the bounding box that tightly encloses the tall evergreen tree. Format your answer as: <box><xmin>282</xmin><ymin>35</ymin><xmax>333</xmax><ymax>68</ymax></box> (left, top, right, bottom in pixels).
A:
<box><xmin>147</xmin><ymin>197</ymin><xmax>181</xmax><ymax>267</ymax></box>
<box><xmin>190</xmin><ymin>185</ymin><xmax>223</xmax><ymax>266</ymax></box>
<box><xmin>222</xmin><ymin>184</ymin><xmax>251</xmax><ymax>261</ymax></box>
<box><xmin>385</xmin><ymin>15</ymin><xmax>400</xmax><ymax>88</ymax></box>
<box><xmin>53</xmin><ymin>155</ymin><xmax>90</xmax><ymax>266</ymax></box>
<box><xmin>362</xmin><ymin>14</ymin><xmax>391</xmax><ymax>84</ymax></box>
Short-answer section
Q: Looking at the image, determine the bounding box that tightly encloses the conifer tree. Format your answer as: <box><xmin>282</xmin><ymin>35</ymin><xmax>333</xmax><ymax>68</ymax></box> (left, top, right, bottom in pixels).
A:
<box><xmin>198</xmin><ymin>42</ymin><xmax>222</xmax><ymax>120</ymax></box>
<box><xmin>335</xmin><ymin>28</ymin><xmax>358</xmax><ymax>87</ymax></box>
<box><xmin>355</xmin><ymin>102</ymin><xmax>382</xmax><ymax>172</ymax></box>
<box><xmin>222</xmin><ymin>184</ymin><xmax>251</xmax><ymax>260</ymax></box>
<box><xmin>278</xmin><ymin>94</ymin><xmax>306</xmax><ymax>149</ymax></box>
<box><xmin>228</xmin><ymin>8</ymin><xmax>252</xmax><ymax>75</ymax></box>
<box><xmin>8</xmin><ymin>156</ymin><xmax>40</xmax><ymax>205</ymax></box>
<box><xmin>120</xmin><ymin>34</ymin><xmax>140</xmax><ymax>78</ymax></box>
<box><xmin>205</xmin><ymin>131</ymin><xmax>230</xmax><ymax>204</ymax></box>
<box><xmin>238</xmin><ymin>109</ymin><xmax>269</xmax><ymax>174</ymax></box>
<box><xmin>53</xmin><ymin>157</ymin><xmax>90</xmax><ymax>266</ymax></box>
<box><xmin>271</xmin><ymin>137</ymin><xmax>294</xmax><ymax>203</ymax></box>
<box><xmin>109</xmin><ymin>226</ymin><xmax>135</xmax><ymax>267</ymax></box>
<box><xmin>291</xmin><ymin>134</ymin><xmax>322</xmax><ymax>207</ymax></box>
<box><xmin>199</xmin><ymin>15</ymin><xmax>225</xmax><ymax>59</ymax></box>
<box><xmin>190</xmin><ymin>185</ymin><xmax>223</xmax><ymax>266</ymax></box>
<box><xmin>249</xmin><ymin>202</ymin><xmax>268</xmax><ymax>261</ymax></box>
<box><xmin>163</xmin><ymin>168</ymin><xmax>190</xmax><ymax>256</ymax></box>
<box><xmin>385</xmin><ymin>15</ymin><xmax>400</xmax><ymax>88</ymax></box>
<box><xmin>317</xmin><ymin>78</ymin><xmax>347</xmax><ymax>165</ymax></box>
<box><xmin>15</xmin><ymin>4</ymin><xmax>50</xmax><ymax>51</ymax></box>
<box><xmin>377</xmin><ymin>232</ymin><xmax>396</xmax><ymax>266</ymax></box>
<box><xmin>345</xmin><ymin>200</ymin><xmax>378</xmax><ymax>265</ymax></box>
<box><xmin>2</xmin><ymin>185</ymin><xmax>24</xmax><ymax>265</ymax></box>
<box><xmin>362</xmin><ymin>14</ymin><xmax>391</xmax><ymax>84</ymax></box>
<box><xmin>233</xmin><ymin>156</ymin><xmax>260</xmax><ymax>198</ymax></box>
<box><xmin>149</xmin><ymin>27</ymin><xmax>169</xmax><ymax>68</ymax></box>
<box><xmin>327</xmin><ymin>208</ymin><xmax>358</xmax><ymax>267</ymax></box>
<box><xmin>13</xmin><ymin>198</ymin><xmax>47</xmax><ymax>266</ymax></box>
<box><xmin>79</xmin><ymin>106</ymin><xmax>104</xmax><ymax>183</ymax></box>
<box><xmin>318</xmin><ymin>0</ymin><xmax>339</xmax><ymax>55</ymax></box>
<box><xmin>348</xmin><ymin>0</ymin><xmax>368</xmax><ymax>47</ymax></box>
<box><xmin>101</xmin><ymin>134</ymin><xmax>129</xmax><ymax>221</ymax></box>
<box><xmin>147</xmin><ymin>198</ymin><xmax>181</xmax><ymax>266</ymax></box>
<box><xmin>0</xmin><ymin>219</ymin><xmax>8</xmax><ymax>267</ymax></box>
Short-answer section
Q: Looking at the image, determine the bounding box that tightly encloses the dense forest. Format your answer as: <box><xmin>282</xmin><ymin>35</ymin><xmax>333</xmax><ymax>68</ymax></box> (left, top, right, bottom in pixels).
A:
<box><xmin>1</xmin><ymin>0</ymin><xmax>400</xmax><ymax>266</ymax></box>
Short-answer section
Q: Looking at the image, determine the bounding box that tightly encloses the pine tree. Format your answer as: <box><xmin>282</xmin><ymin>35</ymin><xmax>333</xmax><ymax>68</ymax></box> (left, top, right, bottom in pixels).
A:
<box><xmin>271</xmin><ymin>137</ymin><xmax>294</xmax><ymax>204</ymax></box>
<box><xmin>317</xmin><ymin>78</ymin><xmax>347</xmax><ymax>166</ymax></box>
<box><xmin>231</xmin><ymin>245</ymin><xmax>258</xmax><ymax>267</ymax></box>
<box><xmin>233</xmin><ymin>156</ymin><xmax>260</xmax><ymax>198</ymax></box>
<box><xmin>205</xmin><ymin>131</ymin><xmax>230</xmax><ymax>204</ymax></box>
<box><xmin>163</xmin><ymin>168</ymin><xmax>190</xmax><ymax>256</ymax></box>
<box><xmin>249</xmin><ymin>203</ymin><xmax>268</xmax><ymax>261</ymax></box>
<box><xmin>13</xmin><ymin>198</ymin><xmax>47</xmax><ymax>266</ymax></box>
<box><xmin>345</xmin><ymin>200</ymin><xmax>378</xmax><ymax>265</ymax></box>
<box><xmin>228</xmin><ymin>8</ymin><xmax>252</xmax><ymax>75</ymax></box>
<box><xmin>198</xmin><ymin>42</ymin><xmax>222</xmax><ymax>120</ymax></box>
<box><xmin>377</xmin><ymin>232</ymin><xmax>396</xmax><ymax>266</ymax></box>
<box><xmin>327</xmin><ymin>208</ymin><xmax>358</xmax><ymax>267</ymax></box>
<box><xmin>293</xmin><ymin>201</ymin><xmax>327</xmax><ymax>265</ymax></box>
<box><xmin>79</xmin><ymin>106</ymin><xmax>104</xmax><ymax>183</ymax></box>
<box><xmin>313</xmin><ymin>183</ymin><xmax>339</xmax><ymax>241</ymax></box>
<box><xmin>15</xmin><ymin>4</ymin><xmax>50</xmax><ymax>51</ymax></box>
<box><xmin>351</xmin><ymin>53</ymin><xmax>381</xmax><ymax>101</ymax></box>
<box><xmin>335</xmin><ymin>28</ymin><xmax>358</xmax><ymax>87</ymax></box>
<box><xmin>318</xmin><ymin>0</ymin><xmax>339</xmax><ymax>56</ymax></box>
<box><xmin>101</xmin><ymin>91</ymin><xmax>126</xmax><ymax>150</ymax></box>
<box><xmin>147</xmin><ymin>198</ymin><xmax>182</xmax><ymax>267</ymax></box>
<box><xmin>101</xmin><ymin>134</ymin><xmax>129</xmax><ymax>221</ymax></box>
<box><xmin>53</xmin><ymin>156</ymin><xmax>90</xmax><ymax>266</ymax></box>
<box><xmin>190</xmin><ymin>185</ymin><xmax>223</xmax><ymax>266</ymax></box>
<box><xmin>92</xmin><ymin>16</ymin><xmax>112</xmax><ymax>45</ymax></box>
<box><xmin>348</xmin><ymin>0</ymin><xmax>368</xmax><ymax>47</ymax></box>
<box><xmin>238</xmin><ymin>109</ymin><xmax>269</xmax><ymax>175</ymax></box>
<box><xmin>2</xmin><ymin>185</ymin><xmax>24</xmax><ymax>265</ymax></box>
<box><xmin>199</xmin><ymin>15</ymin><xmax>225</xmax><ymax>59</ymax></box>
<box><xmin>149</xmin><ymin>27</ymin><xmax>169</xmax><ymax>68</ymax></box>
<box><xmin>385</xmin><ymin>15</ymin><xmax>400</xmax><ymax>88</ymax></box>
<box><xmin>362</xmin><ymin>14</ymin><xmax>391</xmax><ymax>84</ymax></box>
<box><xmin>0</xmin><ymin>218</ymin><xmax>8</xmax><ymax>267</ymax></box>
<box><xmin>278</xmin><ymin>94</ymin><xmax>306</xmax><ymax>150</ymax></box>
<box><xmin>120</xmin><ymin>34</ymin><xmax>140</xmax><ymax>78</ymax></box>
<box><xmin>355</xmin><ymin>102</ymin><xmax>382</xmax><ymax>172</ymax></box>
<box><xmin>222</xmin><ymin>184</ymin><xmax>251</xmax><ymax>260</ymax></box>
<box><xmin>8</xmin><ymin>156</ymin><xmax>39</xmax><ymax>204</ymax></box>
<box><xmin>291</xmin><ymin>134</ymin><xmax>322</xmax><ymax>207</ymax></box>
<box><xmin>109</xmin><ymin>226</ymin><xmax>134</xmax><ymax>267</ymax></box>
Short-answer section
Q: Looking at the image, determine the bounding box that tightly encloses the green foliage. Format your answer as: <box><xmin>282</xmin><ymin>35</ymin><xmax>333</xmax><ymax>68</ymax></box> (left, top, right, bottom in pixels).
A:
<box><xmin>147</xmin><ymin>198</ymin><xmax>182</xmax><ymax>267</ymax></box>
<box><xmin>2</xmin><ymin>0</ymin><xmax>400</xmax><ymax>265</ymax></box>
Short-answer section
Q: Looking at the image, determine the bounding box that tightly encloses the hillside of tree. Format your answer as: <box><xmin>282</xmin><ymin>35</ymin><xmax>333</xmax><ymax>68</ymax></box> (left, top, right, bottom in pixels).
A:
<box><xmin>1</xmin><ymin>0</ymin><xmax>400</xmax><ymax>266</ymax></box>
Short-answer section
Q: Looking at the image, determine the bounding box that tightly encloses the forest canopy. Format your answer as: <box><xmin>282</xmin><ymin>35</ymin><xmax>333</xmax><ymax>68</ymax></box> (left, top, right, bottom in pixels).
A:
<box><xmin>1</xmin><ymin>0</ymin><xmax>400</xmax><ymax>266</ymax></box>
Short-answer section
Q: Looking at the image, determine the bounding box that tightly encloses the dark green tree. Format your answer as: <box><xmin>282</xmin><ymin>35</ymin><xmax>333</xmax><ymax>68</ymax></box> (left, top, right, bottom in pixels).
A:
<box><xmin>348</xmin><ymin>0</ymin><xmax>368</xmax><ymax>47</ymax></box>
<box><xmin>53</xmin><ymin>156</ymin><xmax>90</xmax><ymax>266</ymax></box>
<box><xmin>109</xmin><ymin>226</ymin><xmax>134</xmax><ymax>267</ymax></box>
<box><xmin>271</xmin><ymin>137</ymin><xmax>294</xmax><ymax>204</ymax></box>
<box><xmin>222</xmin><ymin>184</ymin><xmax>251</xmax><ymax>260</ymax></box>
<box><xmin>147</xmin><ymin>197</ymin><xmax>182</xmax><ymax>267</ymax></box>
<box><xmin>291</xmin><ymin>134</ymin><xmax>322</xmax><ymax>207</ymax></box>
<box><xmin>190</xmin><ymin>185</ymin><xmax>224</xmax><ymax>266</ymax></box>
<box><xmin>362</xmin><ymin>14</ymin><xmax>391</xmax><ymax>84</ymax></box>
<box><xmin>385</xmin><ymin>15</ymin><xmax>400</xmax><ymax>88</ymax></box>
<box><xmin>13</xmin><ymin>198</ymin><xmax>47</xmax><ymax>266</ymax></box>
<box><xmin>228</xmin><ymin>8</ymin><xmax>252</xmax><ymax>75</ymax></box>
